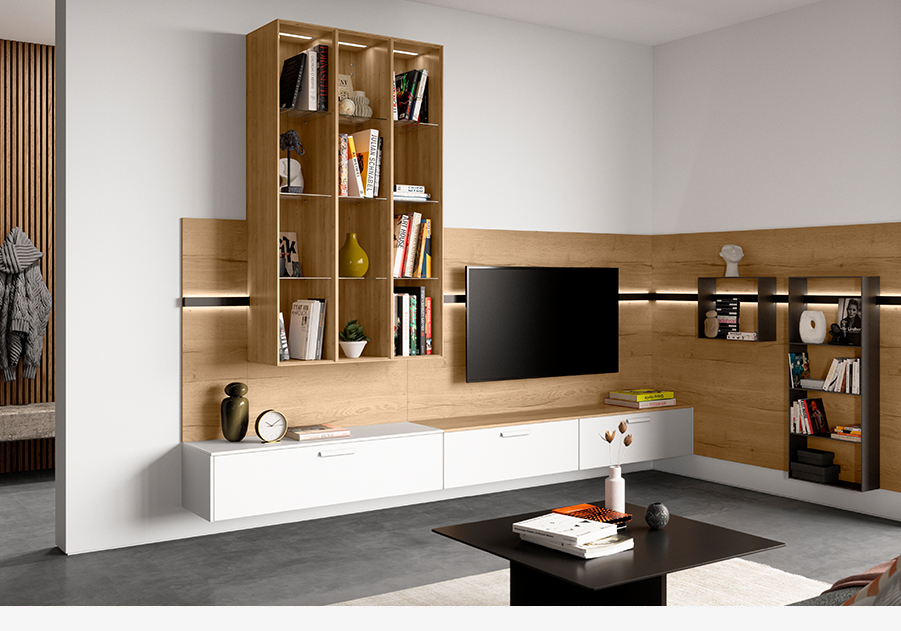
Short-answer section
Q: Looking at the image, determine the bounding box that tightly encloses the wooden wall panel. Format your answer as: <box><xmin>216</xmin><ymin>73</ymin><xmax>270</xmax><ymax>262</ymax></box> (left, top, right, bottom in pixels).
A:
<box><xmin>0</xmin><ymin>39</ymin><xmax>54</xmax><ymax>406</ymax></box>
<box><xmin>652</xmin><ymin>224</ymin><xmax>901</xmax><ymax>491</ymax></box>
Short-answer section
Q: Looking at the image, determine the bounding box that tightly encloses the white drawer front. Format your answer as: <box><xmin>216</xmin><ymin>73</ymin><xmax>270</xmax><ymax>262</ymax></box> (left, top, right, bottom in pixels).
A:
<box><xmin>579</xmin><ymin>408</ymin><xmax>693</xmax><ymax>470</ymax></box>
<box><xmin>212</xmin><ymin>433</ymin><xmax>443</xmax><ymax>521</ymax></box>
<box><xmin>444</xmin><ymin>419</ymin><xmax>579</xmax><ymax>489</ymax></box>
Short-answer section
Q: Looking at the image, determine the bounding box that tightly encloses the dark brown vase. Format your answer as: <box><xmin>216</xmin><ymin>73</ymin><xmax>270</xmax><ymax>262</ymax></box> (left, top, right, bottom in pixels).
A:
<box><xmin>221</xmin><ymin>382</ymin><xmax>249</xmax><ymax>442</ymax></box>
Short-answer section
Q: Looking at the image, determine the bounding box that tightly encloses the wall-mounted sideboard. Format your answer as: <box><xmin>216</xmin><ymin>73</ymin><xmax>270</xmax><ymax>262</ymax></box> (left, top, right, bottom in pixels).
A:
<box><xmin>182</xmin><ymin>406</ymin><xmax>693</xmax><ymax>522</ymax></box>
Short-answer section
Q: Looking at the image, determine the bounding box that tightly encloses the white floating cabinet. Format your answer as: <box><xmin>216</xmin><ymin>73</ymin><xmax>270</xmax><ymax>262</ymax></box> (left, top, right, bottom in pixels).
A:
<box><xmin>443</xmin><ymin>419</ymin><xmax>580</xmax><ymax>489</ymax></box>
<box><xmin>579</xmin><ymin>408</ymin><xmax>693</xmax><ymax>470</ymax></box>
<box><xmin>183</xmin><ymin>422</ymin><xmax>443</xmax><ymax>521</ymax></box>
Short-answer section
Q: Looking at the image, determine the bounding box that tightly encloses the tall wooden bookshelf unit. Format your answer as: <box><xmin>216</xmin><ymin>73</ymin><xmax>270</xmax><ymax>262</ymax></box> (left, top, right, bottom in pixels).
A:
<box><xmin>246</xmin><ymin>20</ymin><xmax>443</xmax><ymax>365</ymax></box>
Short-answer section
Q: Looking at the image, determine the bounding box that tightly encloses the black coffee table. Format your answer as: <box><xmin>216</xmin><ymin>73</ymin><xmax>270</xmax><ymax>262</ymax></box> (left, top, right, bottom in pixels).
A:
<box><xmin>433</xmin><ymin>501</ymin><xmax>784</xmax><ymax>606</ymax></box>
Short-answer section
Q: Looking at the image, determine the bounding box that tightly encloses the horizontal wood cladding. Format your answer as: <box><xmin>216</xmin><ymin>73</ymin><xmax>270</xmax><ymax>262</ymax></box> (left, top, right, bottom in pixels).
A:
<box><xmin>652</xmin><ymin>223</ymin><xmax>901</xmax><ymax>492</ymax></box>
<box><xmin>181</xmin><ymin>222</ymin><xmax>654</xmax><ymax>441</ymax></box>
<box><xmin>0</xmin><ymin>39</ymin><xmax>54</xmax><ymax>405</ymax></box>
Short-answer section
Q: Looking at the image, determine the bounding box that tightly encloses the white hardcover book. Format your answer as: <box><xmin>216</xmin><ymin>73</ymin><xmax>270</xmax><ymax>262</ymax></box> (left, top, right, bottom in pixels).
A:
<box><xmin>401</xmin><ymin>294</ymin><xmax>411</xmax><ymax>356</ymax></box>
<box><xmin>395</xmin><ymin>184</ymin><xmax>426</xmax><ymax>194</ymax></box>
<box><xmin>512</xmin><ymin>513</ymin><xmax>617</xmax><ymax>546</ymax></box>
<box><xmin>288</xmin><ymin>300</ymin><xmax>314</xmax><ymax>359</ymax></box>
<box><xmin>305</xmin><ymin>300</ymin><xmax>321</xmax><ymax>360</ymax></box>
<box><xmin>373</xmin><ymin>137</ymin><xmax>382</xmax><ymax>197</ymax></box>
<box><xmin>519</xmin><ymin>532</ymin><xmax>633</xmax><ymax>559</ymax></box>
<box><xmin>403</xmin><ymin>212</ymin><xmax>422</xmax><ymax>277</ymax></box>
<box><xmin>351</xmin><ymin>129</ymin><xmax>379</xmax><ymax>198</ymax></box>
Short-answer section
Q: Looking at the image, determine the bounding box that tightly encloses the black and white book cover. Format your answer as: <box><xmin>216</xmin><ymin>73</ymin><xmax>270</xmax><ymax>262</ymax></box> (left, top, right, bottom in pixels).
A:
<box><xmin>838</xmin><ymin>297</ymin><xmax>862</xmax><ymax>344</ymax></box>
<box><xmin>279</xmin><ymin>232</ymin><xmax>302</xmax><ymax>278</ymax></box>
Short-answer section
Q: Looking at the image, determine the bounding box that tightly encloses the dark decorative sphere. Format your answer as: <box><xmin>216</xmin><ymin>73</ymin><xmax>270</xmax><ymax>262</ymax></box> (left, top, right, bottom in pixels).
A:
<box><xmin>645</xmin><ymin>502</ymin><xmax>670</xmax><ymax>530</ymax></box>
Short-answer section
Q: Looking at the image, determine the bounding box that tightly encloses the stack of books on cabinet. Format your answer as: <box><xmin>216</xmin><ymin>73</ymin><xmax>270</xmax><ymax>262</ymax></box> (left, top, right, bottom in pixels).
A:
<box><xmin>604</xmin><ymin>389</ymin><xmax>676</xmax><ymax>409</ymax></box>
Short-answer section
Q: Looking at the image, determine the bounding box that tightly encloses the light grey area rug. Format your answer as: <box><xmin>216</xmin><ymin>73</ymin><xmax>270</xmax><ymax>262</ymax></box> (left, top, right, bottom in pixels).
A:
<box><xmin>331</xmin><ymin>558</ymin><xmax>830</xmax><ymax>607</ymax></box>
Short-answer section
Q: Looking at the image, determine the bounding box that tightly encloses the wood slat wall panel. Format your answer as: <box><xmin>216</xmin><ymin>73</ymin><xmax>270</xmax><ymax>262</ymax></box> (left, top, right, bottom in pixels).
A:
<box><xmin>652</xmin><ymin>224</ymin><xmax>901</xmax><ymax>491</ymax></box>
<box><xmin>0</xmin><ymin>437</ymin><xmax>54</xmax><ymax>473</ymax></box>
<box><xmin>0</xmin><ymin>39</ymin><xmax>54</xmax><ymax>407</ymax></box>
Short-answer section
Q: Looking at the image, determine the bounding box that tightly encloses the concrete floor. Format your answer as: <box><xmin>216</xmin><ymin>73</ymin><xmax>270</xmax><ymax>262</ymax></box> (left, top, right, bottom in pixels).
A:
<box><xmin>0</xmin><ymin>468</ymin><xmax>899</xmax><ymax>606</ymax></box>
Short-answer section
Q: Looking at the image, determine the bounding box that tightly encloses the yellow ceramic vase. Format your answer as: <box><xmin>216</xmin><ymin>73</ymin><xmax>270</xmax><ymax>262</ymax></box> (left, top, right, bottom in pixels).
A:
<box><xmin>339</xmin><ymin>232</ymin><xmax>369</xmax><ymax>277</ymax></box>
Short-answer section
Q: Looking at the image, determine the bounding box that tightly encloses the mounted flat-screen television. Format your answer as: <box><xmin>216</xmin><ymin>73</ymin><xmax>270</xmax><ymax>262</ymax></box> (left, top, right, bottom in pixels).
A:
<box><xmin>465</xmin><ymin>266</ymin><xmax>619</xmax><ymax>383</ymax></box>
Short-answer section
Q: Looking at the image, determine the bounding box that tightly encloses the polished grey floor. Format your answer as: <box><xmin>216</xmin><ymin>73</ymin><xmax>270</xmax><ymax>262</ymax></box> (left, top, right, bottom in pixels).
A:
<box><xmin>0</xmin><ymin>469</ymin><xmax>899</xmax><ymax>606</ymax></box>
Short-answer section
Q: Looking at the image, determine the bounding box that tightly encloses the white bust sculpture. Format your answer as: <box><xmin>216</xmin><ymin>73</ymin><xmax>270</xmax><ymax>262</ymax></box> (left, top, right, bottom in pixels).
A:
<box><xmin>719</xmin><ymin>244</ymin><xmax>744</xmax><ymax>278</ymax></box>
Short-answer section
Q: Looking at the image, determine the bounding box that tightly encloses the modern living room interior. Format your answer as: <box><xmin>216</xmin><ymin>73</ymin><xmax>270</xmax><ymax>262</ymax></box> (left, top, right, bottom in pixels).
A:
<box><xmin>2</xmin><ymin>0</ymin><xmax>901</xmax><ymax>620</ymax></box>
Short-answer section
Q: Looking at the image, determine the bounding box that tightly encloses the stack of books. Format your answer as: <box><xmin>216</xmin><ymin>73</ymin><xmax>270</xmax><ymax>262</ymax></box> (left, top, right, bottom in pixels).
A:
<box><xmin>790</xmin><ymin>397</ymin><xmax>830</xmax><ymax>435</ymax></box>
<box><xmin>715</xmin><ymin>296</ymin><xmax>740</xmax><ymax>338</ymax></box>
<box><xmin>512</xmin><ymin>511</ymin><xmax>633</xmax><ymax>559</ymax></box>
<box><xmin>339</xmin><ymin>130</ymin><xmax>382</xmax><ymax>198</ymax></box>
<box><xmin>287</xmin><ymin>298</ymin><xmax>327</xmax><ymax>360</ymax></box>
<box><xmin>831</xmin><ymin>425</ymin><xmax>861</xmax><ymax>443</ymax></box>
<box><xmin>394</xmin><ymin>69</ymin><xmax>429</xmax><ymax>123</ymax></box>
<box><xmin>394</xmin><ymin>287</ymin><xmax>432</xmax><ymax>356</ymax></box>
<box><xmin>393</xmin><ymin>211</ymin><xmax>431</xmax><ymax>278</ymax></box>
<box><xmin>605</xmin><ymin>389</ymin><xmax>676</xmax><ymax>409</ymax></box>
<box><xmin>286</xmin><ymin>423</ymin><xmax>350</xmax><ymax>441</ymax></box>
<box><xmin>394</xmin><ymin>184</ymin><xmax>431</xmax><ymax>203</ymax></box>
<box><xmin>279</xmin><ymin>45</ymin><xmax>329</xmax><ymax>112</ymax></box>
<box><xmin>823</xmin><ymin>357</ymin><xmax>860</xmax><ymax>394</ymax></box>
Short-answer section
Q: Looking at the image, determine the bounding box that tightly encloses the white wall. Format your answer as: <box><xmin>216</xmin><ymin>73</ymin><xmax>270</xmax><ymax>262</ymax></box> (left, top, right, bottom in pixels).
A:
<box><xmin>652</xmin><ymin>0</ymin><xmax>901</xmax><ymax>234</ymax></box>
<box><xmin>57</xmin><ymin>0</ymin><xmax>652</xmax><ymax>553</ymax></box>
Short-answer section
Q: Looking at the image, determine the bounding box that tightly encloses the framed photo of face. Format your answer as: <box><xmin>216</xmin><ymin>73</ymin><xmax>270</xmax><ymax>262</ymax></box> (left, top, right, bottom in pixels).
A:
<box><xmin>838</xmin><ymin>297</ymin><xmax>862</xmax><ymax>333</ymax></box>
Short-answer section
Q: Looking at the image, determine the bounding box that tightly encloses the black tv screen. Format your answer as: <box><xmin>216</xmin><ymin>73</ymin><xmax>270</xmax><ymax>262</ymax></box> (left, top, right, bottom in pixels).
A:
<box><xmin>465</xmin><ymin>266</ymin><xmax>619</xmax><ymax>383</ymax></box>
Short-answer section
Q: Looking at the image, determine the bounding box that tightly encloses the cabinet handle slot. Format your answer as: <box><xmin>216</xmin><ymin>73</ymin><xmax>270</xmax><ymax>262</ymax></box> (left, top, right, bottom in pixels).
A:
<box><xmin>319</xmin><ymin>448</ymin><xmax>356</xmax><ymax>458</ymax></box>
<box><xmin>500</xmin><ymin>430</ymin><xmax>530</xmax><ymax>438</ymax></box>
<box><xmin>627</xmin><ymin>417</ymin><xmax>651</xmax><ymax>424</ymax></box>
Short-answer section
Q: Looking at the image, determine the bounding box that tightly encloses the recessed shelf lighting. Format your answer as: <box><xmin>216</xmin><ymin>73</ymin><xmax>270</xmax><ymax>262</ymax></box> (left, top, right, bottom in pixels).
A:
<box><xmin>394</xmin><ymin>50</ymin><xmax>418</xmax><ymax>56</ymax></box>
<box><xmin>339</xmin><ymin>41</ymin><xmax>368</xmax><ymax>48</ymax></box>
<box><xmin>279</xmin><ymin>32</ymin><xmax>313</xmax><ymax>40</ymax></box>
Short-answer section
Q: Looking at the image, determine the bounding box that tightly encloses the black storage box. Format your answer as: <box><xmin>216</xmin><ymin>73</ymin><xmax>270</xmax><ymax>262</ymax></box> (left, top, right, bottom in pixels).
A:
<box><xmin>796</xmin><ymin>448</ymin><xmax>835</xmax><ymax>466</ymax></box>
<box><xmin>790</xmin><ymin>461</ymin><xmax>840</xmax><ymax>484</ymax></box>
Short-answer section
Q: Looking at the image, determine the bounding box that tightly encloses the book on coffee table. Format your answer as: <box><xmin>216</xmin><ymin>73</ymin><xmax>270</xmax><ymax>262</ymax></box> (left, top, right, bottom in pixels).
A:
<box><xmin>520</xmin><ymin>531</ymin><xmax>634</xmax><ymax>559</ymax></box>
<box><xmin>512</xmin><ymin>513</ymin><xmax>617</xmax><ymax>546</ymax></box>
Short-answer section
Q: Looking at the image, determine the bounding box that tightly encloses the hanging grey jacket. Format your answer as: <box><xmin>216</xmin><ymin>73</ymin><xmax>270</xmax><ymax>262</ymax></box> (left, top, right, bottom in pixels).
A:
<box><xmin>0</xmin><ymin>227</ymin><xmax>52</xmax><ymax>381</ymax></box>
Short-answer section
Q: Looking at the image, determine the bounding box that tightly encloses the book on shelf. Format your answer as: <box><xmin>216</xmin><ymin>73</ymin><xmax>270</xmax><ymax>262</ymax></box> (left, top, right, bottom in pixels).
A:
<box><xmin>373</xmin><ymin>136</ymin><xmax>383</xmax><ymax>197</ymax></box>
<box><xmin>395</xmin><ymin>184</ymin><xmax>426</xmax><ymax>194</ymax></box>
<box><xmin>608</xmin><ymin>389</ymin><xmax>674</xmax><ymax>402</ymax></box>
<box><xmin>715</xmin><ymin>296</ymin><xmax>740</xmax><ymax>338</ymax></box>
<box><xmin>788</xmin><ymin>352</ymin><xmax>810</xmax><ymax>388</ymax></box>
<box><xmin>799</xmin><ymin>378</ymin><xmax>826</xmax><ymax>390</ymax></box>
<box><xmin>312</xmin><ymin>44</ymin><xmax>329</xmax><ymax>112</ymax></box>
<box><xmin>791</xmin><ymin>397</ymin><xmax>829</xmax><ymax>435</ymax></box>
<box><xmin>605</xmin><ymin>397</ymin><xmax>676</xmax><ymax>409</ymax></box>
<box><xmin>285</xmin><ymin>423</ymin><xmax>350</xmax><ymax>441</ymax></box>
<box><xmin>394</xmin><ymin>293</ymin><xmax>410</xmax><ymax>357</ymax></box>
<box><xmin>419</xmin><ymin>77</ymin><xmax>429</xmax><ymax>123</ymax></box>
<box><xmin>391</xmin><ymin>71</ymin><xmax>398</xmax><ymax>120</ymax></box>
<box><xmin>395</xmin><ymin>286</ymin><xmax>426</xmax><ymax>355</ymax></box>
<box><xmin>413</xmin><ymin>219</ymin><xmax>430</xmax><ymax>278</ymax></box>
<box><xmin>394</xmin><ymin>69</ymin><xmax>418</xmax><ymax>121</ymax></box>
<box><xmin>279</xmin><ymin>232</ymin><xmax>302</xmax><ymax>278</ymax></box>
<box><xmin>519</xmin><ymin>531</ymin><xmax>634</xmax><ymax>560</ymax></box>
<box><xmin>288</xmin><ymin>298</ymin><xmax>326</xmax><ymax>360</ymax></box>
<box><xmin>296</xmin><ymin>48</ymin><xmax>317</xmax><ymax>111</ymax></box>
<box><xmin>410</xmin><ymin>69</ymin><xmax>428</xmax><ymax>122</ymax></box>
<box><xmin>337</xmin><ymin>73</ymin><xmax>354</xmax><ymax>101</ymax></box>
<box><xmin>393</xmin><ymin>214</ymin><xmax>410</xmax><ymax>278</ymax></box>
<box><xmin>823</xmin><ymin>357</ymin><xmax>860</xmax><ymax>394</ymax></box>
<box><xmin>351</xmin><ymin>129</ymin><xmax>379</xmax><ymax>198</ymax></box>
<box><xmin>402</xmin><ymin>212</ymin><xmax>423</xmax><ymax>277</ymax></box>
<box><xmin>425</xmin><ymin>297</ymin><xmax>432</xmax><ymax>355</ymax></box>
<box><xmin>838</xmin><ymin>297</ymin><xmax>862</xmax><ymax>340</ymax></box>
<box><xmin>833</xmin><ymin>425</ymin><xmax>861</xmax><ymax>435</ymax></box>
<box><xmin>338</xmin><ymin>134</ymin><xmax>348</xmax><ymax>197</ymax></box>
<box><xmin>552</xmin><ymin>504</ymin><xmax>633</xmax><ymax>527</ymax></box>
<box><xmin>278</xmin><ymin>312</ymin><xmax>290</xmax><ymax>361</ymax></box>
<box><xmin>726</xmin><ymin>331</ymin><xmax>758</xmax><ymax>341</ymax></box>
<box><xmin>830</xmin><ymin>432</ymin><xmax>862</xmax><ymax>443</ymax></box>
<box><xmin>345</xmin><ymin>134</ymin><xmax>365</xmax><ymax>197</ymax></box>
<box><xmin>279</xmin><ymin>52</ymin><xmax>307</xmax><ymax>110</ymax></box>
<box><xmin>512</xmin><ymin>513</ymin><xmax>618</xmax><ymax>546</ymax></box>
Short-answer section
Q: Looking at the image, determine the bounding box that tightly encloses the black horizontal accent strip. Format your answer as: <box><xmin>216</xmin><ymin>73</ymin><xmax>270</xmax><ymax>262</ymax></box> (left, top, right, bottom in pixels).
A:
<box><xmin>444</xmin><ymin>294</ymin><xmax>466</xmax><ymax>304</ymax></box>
<box><xmin>182</xmin><ymin>296</ymin><xmax>250</xmax><ymax>307</ymax></box>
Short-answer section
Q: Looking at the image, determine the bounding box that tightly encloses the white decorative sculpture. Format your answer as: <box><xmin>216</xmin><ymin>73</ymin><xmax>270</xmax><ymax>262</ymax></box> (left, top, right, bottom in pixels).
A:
<box><xmin>799</xmin><ymin>310</ymin><xmax>827</xmax><ymax>344</ymax></box>
<box><xmin>719</xmin><ymin>244</ymin><xmax>744</xmax><ymax>278</ymax></box>
<box><xmin>279</xmin><ymin>158</ymin><xmax>303</xmax><ymax>192</ymax></box>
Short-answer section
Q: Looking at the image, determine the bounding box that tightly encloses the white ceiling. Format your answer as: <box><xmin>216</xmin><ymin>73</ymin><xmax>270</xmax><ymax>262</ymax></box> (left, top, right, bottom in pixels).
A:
<box><xmin>0</xmin><ymin>0</ymin><xmax>827</xmax><ymax>47</ymax></box>
<box><xmin>407</xmin><ymin>0</ymin><xmax>826</xmax><ymax>45</ymax></box>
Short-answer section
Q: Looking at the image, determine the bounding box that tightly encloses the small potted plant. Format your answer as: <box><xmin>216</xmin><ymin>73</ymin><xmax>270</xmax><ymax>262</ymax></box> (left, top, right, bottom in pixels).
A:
<box><xmin>339</xmin><ymin>320</ymin><xmax>370</xmax><ymax>358</ymax></box>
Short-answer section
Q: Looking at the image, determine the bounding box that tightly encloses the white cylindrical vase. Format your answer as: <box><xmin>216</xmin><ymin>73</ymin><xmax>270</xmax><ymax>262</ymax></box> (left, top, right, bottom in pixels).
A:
<box><xmin>605</xmin><ymin>466</ymin><xmax>625</xmax><ymax>513</ymax></box>
<box><xmin>799</xmin><ymin>310</ymin><xmax>827</xmax><ymax>344</ymax></box>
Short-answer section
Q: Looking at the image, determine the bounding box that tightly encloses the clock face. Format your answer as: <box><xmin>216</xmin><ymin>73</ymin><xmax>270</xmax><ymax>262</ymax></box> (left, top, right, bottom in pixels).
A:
<box><xmin>255</xmin><ymin>410</ymin><xmax>287</xmax><ymax>443</ymax></box>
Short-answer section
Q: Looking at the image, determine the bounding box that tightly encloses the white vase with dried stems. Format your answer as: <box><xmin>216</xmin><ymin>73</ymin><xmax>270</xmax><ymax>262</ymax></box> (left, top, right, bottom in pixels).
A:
<box><xmin>602</xmin><ymin>421</ymin><xmax>633</xmax><ymax>513</ymax></box>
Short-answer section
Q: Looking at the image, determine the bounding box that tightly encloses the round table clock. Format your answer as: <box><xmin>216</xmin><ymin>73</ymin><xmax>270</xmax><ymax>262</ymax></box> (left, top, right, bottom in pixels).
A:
<box><xmin>254</xmin><ymin>409</ymin><xmax>288</xmax><ymax>443</ymax></box>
